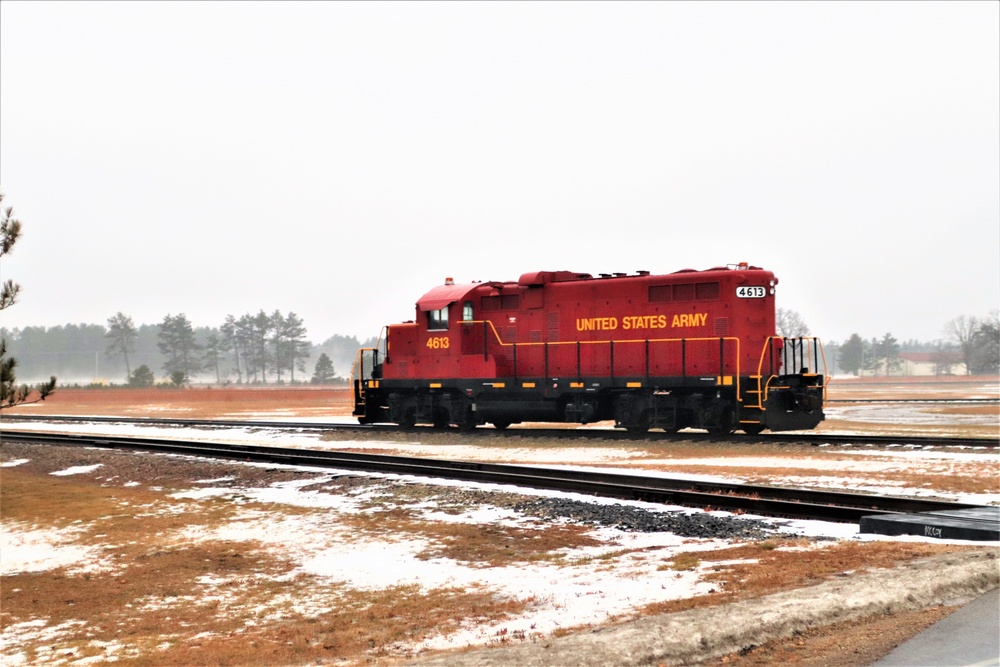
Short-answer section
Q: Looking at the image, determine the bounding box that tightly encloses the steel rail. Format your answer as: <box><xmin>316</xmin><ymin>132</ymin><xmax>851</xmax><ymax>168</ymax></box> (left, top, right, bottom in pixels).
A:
<box><xmin>0</xmin><ymin>414</ymin><xmax>354</xmax><ymax>430</ymax></box>
<box><xmin>1</xmin><ymin>413</ymin><xmax>996</xmax><ymax>448</ymax></box>
<box><xmin>826</xmin><ymin>398</ymin><xmax>999</xmax><ymax>403</ymax></box>
<box><xmin>2</xmin><ymin>429</ymin><xmax>988</xmax><ymax>524</ymax></box>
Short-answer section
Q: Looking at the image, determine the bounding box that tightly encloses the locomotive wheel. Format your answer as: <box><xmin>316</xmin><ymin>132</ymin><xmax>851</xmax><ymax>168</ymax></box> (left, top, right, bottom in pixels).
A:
<box><xmin>706</xmin><ymin>405</ymin><xmax>736</xmax><ymax>435</ymax></box>
<box><xmin>625</xmin><ymin>410</ymin><xmax>650</xmax><ymax>434</ymax></box>
<box><xmin>491</xmin><ymin>420</ymin><xmax>510</xmax><ymax>430</ymax></box>
<box><xmin>741</xmin><ymin>423</ymin><xmax>766</xmax><ymax>435</ymax></box>
<box><xmin>432</xmin><ymin>408</ymin><xmax>450</xmax><ymax>429</ymax></box>
<box><xmin>398</xmin><ymin>409</ymin><xmax>416</xmax><ymax>429</ymax></box>
<box><xmin>456</xmin><ymin>407</ymin><xmax>478</xmax><ymax>431</ymax></box>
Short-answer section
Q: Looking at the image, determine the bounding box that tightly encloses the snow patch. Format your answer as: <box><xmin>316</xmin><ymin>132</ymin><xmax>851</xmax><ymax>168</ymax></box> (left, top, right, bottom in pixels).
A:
<box><xmin>0</xmin><ymin>523</ymin><xmax>111</xmax><ymax>576</ymax></box>
<box><xmin>50</xmin><ymin>464</ymin><xmax>103</xmax><ymax>477</ymax></box>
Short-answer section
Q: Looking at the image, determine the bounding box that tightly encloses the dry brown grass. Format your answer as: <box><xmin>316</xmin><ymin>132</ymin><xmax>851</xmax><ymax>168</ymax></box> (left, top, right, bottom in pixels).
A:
<box><xmin>812</xmin><ymin>417</ymin><xmax>999</xmax><ymax>440</ymax></box>
<box><xmin>413</xmin><ymin>521</ymin><xmax>601</xmax><ymax>565</ymax></box>
<box><xmin>0</xmin><ymin>448</ymin><xmax>990</xmax><ymax>667</ymax></box>
<box><xmin>924</xmin><ymin>404</ymin><xmax>1000</xmax><ymax>417</ymax></box>
<box><xmin>713</xmin><ymin>604</ymin><xmax>961</xmax><ymax>667</ymax></box>
<box><xmin>640</xmin><ymin>540</ymin><xmax>981</xmax><ymax>617</ymax></box>
<box><xmin>0</xmin><ymin>463</ymin><xmax>545</xmax><ymax>666</ymax></box>
<box><xmin>292</xmin><ymin>494</ymin><xmax>604</xmax><ymax>566</ymax></box>
<box><xmin>3</xmin><ymin>386</ymin><xmax>355</xmax><ymax>419</ymax></box>
<box><xmin>825</xmin><ymin>376</ymin><xmax>1000</xmax><ymax>400</ymax></box>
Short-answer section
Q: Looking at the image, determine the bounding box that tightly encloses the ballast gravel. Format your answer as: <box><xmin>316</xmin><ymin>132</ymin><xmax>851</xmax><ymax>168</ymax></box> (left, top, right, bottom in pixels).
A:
<box><xmin>512</xmin><ymin>497</ymin><xmax>776</xmax><ymax>540</ymax></box>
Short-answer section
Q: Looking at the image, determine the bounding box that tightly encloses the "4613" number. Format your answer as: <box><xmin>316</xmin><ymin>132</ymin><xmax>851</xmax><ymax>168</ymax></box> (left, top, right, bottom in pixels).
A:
<box><xmin>736</xmin><ymin>286</ymin><xmax>766</xmax><ymax>298</ymax></box>
<box><xmin>426</xmin><ymin>336</ymin><xmax>450</xmax><ymax>350</ymax></box>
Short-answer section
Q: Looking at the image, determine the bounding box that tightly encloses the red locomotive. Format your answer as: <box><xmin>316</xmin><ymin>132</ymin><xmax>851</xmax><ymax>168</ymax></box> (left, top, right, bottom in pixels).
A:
<box><xmin>352</xmin><ymin>263</ymin><xmax>826</xmax><ymax>434</ymax></box>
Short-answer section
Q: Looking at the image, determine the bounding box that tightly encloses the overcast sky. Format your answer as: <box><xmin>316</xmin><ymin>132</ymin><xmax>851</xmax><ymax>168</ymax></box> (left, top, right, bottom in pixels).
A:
<box><xmin>1</xmin><ymin>1</ymin><xmax>997</xmax><ymax>346</ymax></box>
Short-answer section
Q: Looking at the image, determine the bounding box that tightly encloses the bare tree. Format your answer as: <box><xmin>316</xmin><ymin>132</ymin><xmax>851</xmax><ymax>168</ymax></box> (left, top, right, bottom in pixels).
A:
<box><xmin>776</xmin><ymin>308</ymin><xmax>811</xmax><ymax>337</ymax></box>
<box><xmin>930</xmin><ymin>341</ymin><xmax>958</xmax><ymax>376</ymax></box>
<box><xmin>943</xmin><ymin>315</ymin><xmax>979</xmax><ymax>375</ymax></box>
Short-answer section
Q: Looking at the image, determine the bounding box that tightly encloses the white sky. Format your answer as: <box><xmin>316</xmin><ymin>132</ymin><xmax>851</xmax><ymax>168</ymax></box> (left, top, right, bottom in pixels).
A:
<box><xmin>1</xmin><ymin>1</ymin><xmax>997</xmax><ymax>344</ymax></box>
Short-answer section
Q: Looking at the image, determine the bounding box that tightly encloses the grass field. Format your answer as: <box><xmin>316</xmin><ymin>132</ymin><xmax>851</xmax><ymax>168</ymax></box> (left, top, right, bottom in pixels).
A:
<box><xmin>1</xmin><ymin>378</ymin><xmax>997</xmax><ymax>666</ymax></box>
<box><xmin>4</xmin><ymin>377</ymin><xmax>997</xmax><ymax>438</ymax></box>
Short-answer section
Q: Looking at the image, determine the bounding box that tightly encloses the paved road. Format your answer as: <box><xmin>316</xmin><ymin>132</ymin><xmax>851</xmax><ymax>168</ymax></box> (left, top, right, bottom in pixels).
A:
<box><xmin>871</xmin><ymin>589</ymin><xmax>1000</xmax><ymax>667</ymax></box>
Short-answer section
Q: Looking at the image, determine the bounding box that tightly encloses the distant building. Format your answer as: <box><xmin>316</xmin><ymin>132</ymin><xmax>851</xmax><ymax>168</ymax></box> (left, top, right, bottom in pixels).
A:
<box><xmin>897</xmin><ymin>351</ymin><xmax>966</xmax><ymax>376</ymax></box>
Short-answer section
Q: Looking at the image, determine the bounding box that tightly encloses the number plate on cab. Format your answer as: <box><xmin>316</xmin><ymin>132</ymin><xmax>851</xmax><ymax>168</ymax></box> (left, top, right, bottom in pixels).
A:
<box><xmin>736</xmin><ymin>286</ymin><xmax>766</xmax><ymax>298</ymax></box>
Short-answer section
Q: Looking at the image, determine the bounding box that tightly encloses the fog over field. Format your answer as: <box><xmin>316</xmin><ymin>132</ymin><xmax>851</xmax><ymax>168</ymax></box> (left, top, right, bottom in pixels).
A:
<box><xmin>0</xmin><ymin>2</ymin><xmax>997</xmax><ymax>348</ymax></box>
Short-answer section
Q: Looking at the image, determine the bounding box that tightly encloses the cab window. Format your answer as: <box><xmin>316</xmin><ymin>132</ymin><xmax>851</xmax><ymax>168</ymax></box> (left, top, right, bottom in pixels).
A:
<box><xmin>462</xmin><ymin>301</ymin><xmax>474</xmax><ymax>321</ymax></box>
<box><xmin>428</xmin><ymin>307</ymin><xmax>449</xmax><ymax>331</ymax></box>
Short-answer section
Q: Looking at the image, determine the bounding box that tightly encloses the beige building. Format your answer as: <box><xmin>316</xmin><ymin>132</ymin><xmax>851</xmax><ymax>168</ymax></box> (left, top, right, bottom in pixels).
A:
<box><xmin>896</xmin><ymin>352</ymin><xmax>967</xmax><ymax>377</ymax></box>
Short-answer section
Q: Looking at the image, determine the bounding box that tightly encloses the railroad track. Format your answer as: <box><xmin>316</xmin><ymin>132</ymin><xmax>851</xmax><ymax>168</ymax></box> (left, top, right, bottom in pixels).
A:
<box><xmin>2</xmin><ymin>429</ymin><xmax>989</xmax><ymax>524</ymax></box>
<box><xmin>2</xmin><ymin>413</ymin><xmax>996</xmax><ymax>448</ymax></box>
<box><xmin>826</xmin><ymin>398</ymin><xmax>999</xmax><ymax>403</ymax></box>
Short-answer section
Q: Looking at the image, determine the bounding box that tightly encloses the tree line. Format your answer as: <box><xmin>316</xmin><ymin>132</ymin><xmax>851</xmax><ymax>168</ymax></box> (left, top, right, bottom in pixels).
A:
<box><xmin>7</xmin><ymin>306</ymin><xmax>998</xmax><ymax>387</ymax></box>
<box><xmin>110</xmin><ymin>311</ymin><xmax>315</xmax><ymax>386</ymax></box>
<box><xmin>772</xmin><ymin>308</ymin><xmax>998</xmax><ymax>377</ymax></box>
<box><xmin>3</xmin><ymin>312</ymin><xmax>376</xmax><ymax>387</ymax></box>
<box><xmin>826</xmin><ymin>313</ymin><xmax>999</xmax><ymax>377</ymax></box>
<box><xmin>775</xmin><ymin>308</ymin><xmax>1000</xmax><ymax>376</ymax></box>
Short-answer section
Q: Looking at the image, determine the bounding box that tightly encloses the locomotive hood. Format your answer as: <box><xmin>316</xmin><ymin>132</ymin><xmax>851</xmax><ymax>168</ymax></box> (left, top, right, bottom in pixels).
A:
<box><xmin>415</xmin><ymin>281</ymin><xmax>477</xmax><ymax>311</ymax></box>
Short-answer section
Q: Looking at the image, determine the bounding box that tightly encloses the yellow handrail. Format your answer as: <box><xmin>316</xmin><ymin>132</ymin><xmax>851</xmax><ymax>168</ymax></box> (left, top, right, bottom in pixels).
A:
<box><xmin>459</xmin><ymin>320</ymin><xmax>743</xmax><ymax>397</ymax></box>
<box><xmin>750</xmin><ymin>336</ymin><xmax>828</xmax><ymax>409</ymax></box>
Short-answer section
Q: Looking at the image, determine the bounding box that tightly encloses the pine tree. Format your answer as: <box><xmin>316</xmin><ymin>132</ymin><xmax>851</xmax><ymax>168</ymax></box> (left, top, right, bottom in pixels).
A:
<box><xmin>311</xmin><ymin>353</ymin><xmax>336</xmax><ymax>384</ymax></box>
<box><xmin>128</xmin><ymin>364</ymin><xmax>156</xmax><ymax>388</ymax></box>
<box><xmin>276</xmin><ymin>311</ymin><xmax>309</xmax><ymax>383</ymax></box>
<box><xmin>157</xmin><ymin>313</ymin><xmax>203</xmax><ymax>383</ymax></box>
<box><xmin>837</xmin><ymin>334</ymin><xmax>864</xmax><ymax>376</ymax></box>
<box><xmin>875</xmin><ymin>332</ymin><xmax>902</xmax><ymax>376</ymax></box>
<box><xmin>0</xmin><ymin>194</ymin><xmax>56</xmax><ymax>408</ymax></box>
<box><xmin>106</xmin><ymin>312</ymin><xmax>138</xmax><ymax>379</ymax></box>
